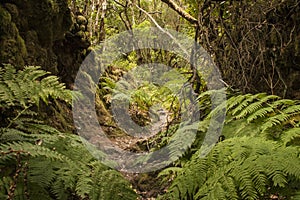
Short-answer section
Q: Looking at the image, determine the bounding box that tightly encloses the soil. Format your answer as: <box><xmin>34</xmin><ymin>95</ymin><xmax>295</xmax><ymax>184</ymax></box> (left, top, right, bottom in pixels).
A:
<box><xmin>108</xmin><ymin>109</ymin><xmax>171</xmax><ymax>199</ymax></box>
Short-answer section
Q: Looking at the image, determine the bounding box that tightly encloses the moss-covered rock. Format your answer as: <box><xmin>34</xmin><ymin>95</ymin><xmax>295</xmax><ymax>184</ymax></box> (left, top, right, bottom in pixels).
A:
<box><xmin>76</xmin><ymin>15</ymin><xmax>88</xmax><ymax>25</ymax></box>
<box><xmin>0</xmin><ymin>4</ymin><xmax>11</xmax><ymax>28</ymax></box>
<box><xmin>0</xmin><ymin>0</ymin><xmax>90</xmax><ymax>80</ymax></box>
<box><xmin>19</xmin><ymin>0</ymin><xmax>72</xmax><ymax>47</ymax></box>
<box><xmin>3</xmin><ymin>3</ymin><xmax>18</xmax><ymax>21</ymax></box>
<box><xmin>0</xmin><ymin>5</ymin><xmax>27</xmax><ymax>67</ymax></box>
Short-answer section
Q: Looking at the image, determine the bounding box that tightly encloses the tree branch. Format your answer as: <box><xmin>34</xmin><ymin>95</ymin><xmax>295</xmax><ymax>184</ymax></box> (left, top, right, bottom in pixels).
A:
<box><xmin>160</xmin><ymin>0</ymin><xmax>198</xmax><ymax>25</ymax></box>
<box><xmin>135</xmin><ymin>4</ymin><xmax>189</xmax><ymax>56</ymax></box>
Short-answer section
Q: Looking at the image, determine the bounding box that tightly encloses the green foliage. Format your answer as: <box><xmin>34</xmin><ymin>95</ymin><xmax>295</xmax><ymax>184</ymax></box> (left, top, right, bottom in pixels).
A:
<box><xmin>110</xmin><ymin>67</ymin><xmax>185</xmax><ymax>125</ymax></box>
<box><xmin>160</xmin><ymin>136</ymin><xmax>300</xmax><ymax>200</ymax></box>
<box><xmin>223</xmin><ymin>93</ymin><xmax>300</xmax><ymax>140</ymax></box>
<box><xmin>0</xmin><ymin>64</ymin><xmax>76</xmax><ymax>107</ymax></box>
<box><xmin>0</xmin><ymin>64</ymin><xmax>137</xmax><ymax>200</ymax></box>
<box><xmin>0</xmin><ymin>133</ymin><xmax>137</xmax><ymax>200</ymax></box>
<box><xmin>159</xmin><ymin>92</ymin><xmax>300</xmax><ymax>200</ymax></box>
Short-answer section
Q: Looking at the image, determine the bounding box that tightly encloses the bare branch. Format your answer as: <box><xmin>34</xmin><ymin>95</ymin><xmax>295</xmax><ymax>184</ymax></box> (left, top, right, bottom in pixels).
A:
<box><xmin>135</xmin><ymin>4</ymin><xmax>189</xmax><ymax>56</ymax></box>
<box><xmin>160</xmin><ymin>0</ymin><xmax>198</xmax><ymax>25</ymax></box>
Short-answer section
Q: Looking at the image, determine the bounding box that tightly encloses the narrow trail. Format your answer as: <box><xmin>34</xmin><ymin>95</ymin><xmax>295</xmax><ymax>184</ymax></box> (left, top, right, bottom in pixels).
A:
<box><xmin>111</xmin><ymin>109</ymin><xmax>169</xmax><ymax>151</ymax></box>
<box><xmin>109</xmin><ymin>109</ymin><xmax>171</xmax><ymax>199</ymax></box>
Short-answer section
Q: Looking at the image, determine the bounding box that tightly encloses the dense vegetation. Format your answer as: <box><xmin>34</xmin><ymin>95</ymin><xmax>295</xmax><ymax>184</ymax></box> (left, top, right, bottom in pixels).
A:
<box><xmin>0</xmin><ymin>0</ymin><xmax>299</xmax><ymax>199</ymax></box>
<box><xmin>0</xmin><ymin>65</ymin><xmax>137</xmax><ymax>199</ymax></box>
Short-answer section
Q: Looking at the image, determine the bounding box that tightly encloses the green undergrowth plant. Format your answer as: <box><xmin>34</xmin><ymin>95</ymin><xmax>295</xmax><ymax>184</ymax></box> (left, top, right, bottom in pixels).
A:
<box><xmin>0</xmin><ymin>64</ymin><xmax>75</xmax><ymax>108</ymax></box>
<box><xmin>159</xmin><ymin>137</ymin><xmax>300</xmax><ymax>200</ymax></box>
<box><xmin>0</xmin><ymin>64</ymin><xmax>137</xmax><ymax>200</ymax></box>
<box><xmin>222</xmin><ymin>92</ymin><xmax>300</xmax><ymax>141</ymax></box>
<box><xmin>158</xmin><ymin>91</ymin><xmax>300</xmax><ymax>200</ymax></box>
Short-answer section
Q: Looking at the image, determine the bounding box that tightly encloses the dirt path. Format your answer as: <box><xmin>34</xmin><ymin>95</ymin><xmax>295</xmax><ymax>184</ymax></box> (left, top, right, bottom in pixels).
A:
<box><xmin>111</xmin><ymin>109</ymin><xmax>169</xmax><ymax>151</ymax></box>
<box><xmin>109</xmin><ymin>109</ymin><xmax>171</xmax><ymax>199</ymax></box>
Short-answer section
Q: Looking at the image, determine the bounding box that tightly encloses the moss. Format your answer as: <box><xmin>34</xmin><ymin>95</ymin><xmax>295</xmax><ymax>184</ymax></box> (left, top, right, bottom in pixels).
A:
<box><xmin>0</xmin><ymin>4</ymin><xmax>27</xmax><ymax>66</ymax></box>
<box><xmin>49</xmin><ymin>0</ymin><xmax>60</xmax><ymax>13</ymax></box>
<box><xmin>38</xmin><ymin>25</ymin><xmax>54</xmax><ymax>47</ymax></box>
<box><xmin>79</xmin><ymin>24</ymin><xmax>86</xmax><ymax>31</ymax></box>
<box><xmin>52</xmin><ymin>0</ymin><xmax>73</xmax><ymax>40</ymax></box>
<box><xmin>76</xmin><ymin>15</ymin><xmax>87</xmax><ymax>25</ymax></box>
<box><xmin>0</xmin><ymin>0</ymin><xmax>87</xmax><ymax>85</ymax></box>
<box><xmin>0</xmin><ymin>5</ymin><xmax>12</xmax><ymax>35</ymax></box>
<box><xmin>75</xmin><ymin>30</ymin><xmax>85</xmax><ymax>38</ymax></box>
<box><xmin>16</xmin><ymin>35</ymin><xmax>27</xmax><ymax>58</ymax></box>
<box><xmin>4</xmin><ymin>3</ymin><xmax>19</xmax><ymax>20</ymax></box>
<box><xmin>0</xmin><ymin>5</ymin><xmax>11</xmax><ymax>22</ymax></box>
<box><xmin>0</xmin><ymin>39</ymin><xmax>24</xmax><ymax>66</ymax></box>
<box><xmin>22</xmin><ymin>0</ymin><xmax>72</xmax><ymax>46</ymax></box>
<box><xmin>295</xmin><ymin>35</ymin><xmax>300</xmax><ymax>57</ymax></box>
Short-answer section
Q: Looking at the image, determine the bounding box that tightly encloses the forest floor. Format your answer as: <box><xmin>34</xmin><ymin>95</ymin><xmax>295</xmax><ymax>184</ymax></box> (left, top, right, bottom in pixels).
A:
<box><xmin>109</xmin><ymin>109</ymin><xmax>171</xmax><ymax>199</ymax></box>
<box><xmin>46</xmin><ymin>71</ymin><xmax>172</xmax><ymax>199</ymax></box>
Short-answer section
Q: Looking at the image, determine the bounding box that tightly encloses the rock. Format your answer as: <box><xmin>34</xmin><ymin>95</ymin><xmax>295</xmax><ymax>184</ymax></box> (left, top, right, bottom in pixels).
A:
<box><xmin>0</xmin><ymin>0</ymin><xmax>90</xmax><ymax>86</ymax></box>
<box><xmin>4</xmin><ymin>3</ymin><xmax>18</xmax><ymax>19</ymax></box>
<box><xmin>0</xmin><ymin>5</ymin><xmax>27</xmax><ymax>67</ymax></box>
<box><xmin>79</xmin><ymin>24</ymin><xmax>86</xmax><ymax>31</ymax></box>
<box><xmin>76</xmin><ymin>15</ymin><xmax>88</xmax><ymax>25</ymax></box>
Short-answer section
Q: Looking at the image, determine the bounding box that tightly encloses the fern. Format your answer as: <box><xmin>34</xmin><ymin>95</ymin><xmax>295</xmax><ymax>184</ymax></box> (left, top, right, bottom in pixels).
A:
<box><xmin>261</xmin><ymin>105</ymin><xmax>300</xmax><ymax>132</ymax></box>
<box><xmin>0</xmin><ymin>64</ymin><xmax>137</xmax><ymax>199</ymax></box>
<box><xmin>0</xmin><ymin>64</ymin><xmax>76</xmax><ymax>108</ymax></box>
<box><xmin>281</xmin><ymin>127</ymin><xmax>300</xmax><ymax>146</ymax></box>
<box><xmin>221</xmin><ymin>93</ymin><xmax>300</xmax><ymax>139</ymax></box>
<box><xmin>235</xmin><ymin>94</ymin><xmax>279</xmax><ymax>119</ymax></box>
<box><xmin>159</xmin><ymin>92</ymin><xmax>300</xmax><ymax>200</ymax></box>
<box><xmin>247</xmin><ymin>106</ymin><xmax>275</xmax><ymax>122</ymax></box>
<box><xmin>160</xmin><ymin>137</ymin><xmax>300</xmax><ymax>200</ymax></box>
<box><xmin>0</xmin><ymin>120</ymin><xmax>137</xmax><ymax>200</ymax></box>
<box><xmin>231</xmin><ymin>93</ymin><xmax>266</xmax><ymax>116</ymax></box>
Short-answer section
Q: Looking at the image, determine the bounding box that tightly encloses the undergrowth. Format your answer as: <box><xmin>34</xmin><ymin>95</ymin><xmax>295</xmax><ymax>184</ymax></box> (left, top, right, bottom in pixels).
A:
<box><xmin>158</xmin><ymin>91</ymin><xmax>300</xmax><ymax>200</ymax></box>
<box><xmin>0</xmin><ymin>64</ymin><xmax>137</xmax><ymax>200</ymax></box>
<box><xmin>2</xmin><ymin>64</ymin><xmax>299</xmax><ymax>200</ymax></box>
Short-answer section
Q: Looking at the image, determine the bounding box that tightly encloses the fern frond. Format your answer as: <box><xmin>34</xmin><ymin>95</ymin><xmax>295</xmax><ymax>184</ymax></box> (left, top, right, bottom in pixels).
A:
<box><xmin>100</xmin><ymin>76</ymin><xmax>116</xmax><ymax>91</ymax></box>
<box><xmin>28</xmin><ymin>158</ymin><xmax>58</xmax><ymax>189</ymax></box>
<box><xmin>281</xmin><ymin>128</ymin><xmax>300</xmax><ymax>146</ymax></box>
<box><xmin>231</xmin><ymin>93</ymin><xmax>266</xmax><ymax>116</ymax></box>
<box><xmin>0</xmin><ymin>64</ymin><xmax>74</xmax><ymax>107</ymax></box>
<box><xmin>0</xmin><ymin>64</ymin><xmax>137</xmax><ymax>199</ymax></box>
<box><xmin>21</xmin><ymin>66</ymin><xmax>49</xmax><ymax>81</ymax></box>
<box><xmin>162</xmin><ymin>137</ymin><xmax>300</xmax><ymax>200</ymax></box>
<box><xmin>226</xmin><ymin>94</ymin><xmax>251</xmax><ymax>111</ymax></box>
<box><xmin>0</xmin><ymin>141</ymin><xmax>68</xmax><ymax>161</ymax></box>
<box><xmin>262</xmin><ymin>105</ymin><xmax>300</xmax><ymax>132</ymax></box>
<box><xmin>75</xmin><ymin>171</ymin><xmax>93</xmax><ymax>198</ymax></box>
<box><xmin>247</xmin><ymin>106</ymin><xmax>274</xmax><ymax>122</ymax></box>
<box><xmin>291</xmin><ymin>191</ymin><xmax>300</xmax><ymax>199</ymax></box>
<box><xmin>0</xmin><ymin>128</ymin><xmax>25</xmax><ymax>142</ymax></box>
<box><xmin>270</xmin><ymin>99</ymin><xmax>296</xmax><ymax>108</ymax></box>
<box><xmin>284</xmin><ymin>105</ymin><xmax>300</xmax><ymax>114</ymax></box>
<box><xmin>235</xmin><ymin>94</ymin><xmax>279</xmax><ymax>119</ymax></box>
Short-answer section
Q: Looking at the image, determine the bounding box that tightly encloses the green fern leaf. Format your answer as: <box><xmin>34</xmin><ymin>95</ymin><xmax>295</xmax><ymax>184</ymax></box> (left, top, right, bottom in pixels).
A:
<box><xmin>281</xmin><ymin>128</ymin><xmax>300</xmax><ymax>146</ymax></box>
<box><xmin>235</xmin><ymin>94</ymin><xmax>279</xmax><ymax>119</ymax></box>
<box><xmin>227</xmin><ymin>94</ymin><xmax>251</xmax><ymax>111</ymax></box>
<box><xmin>247</xmin><ymin>106</ymin><xmax>274</xmax><ymax>122</ymax></box>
